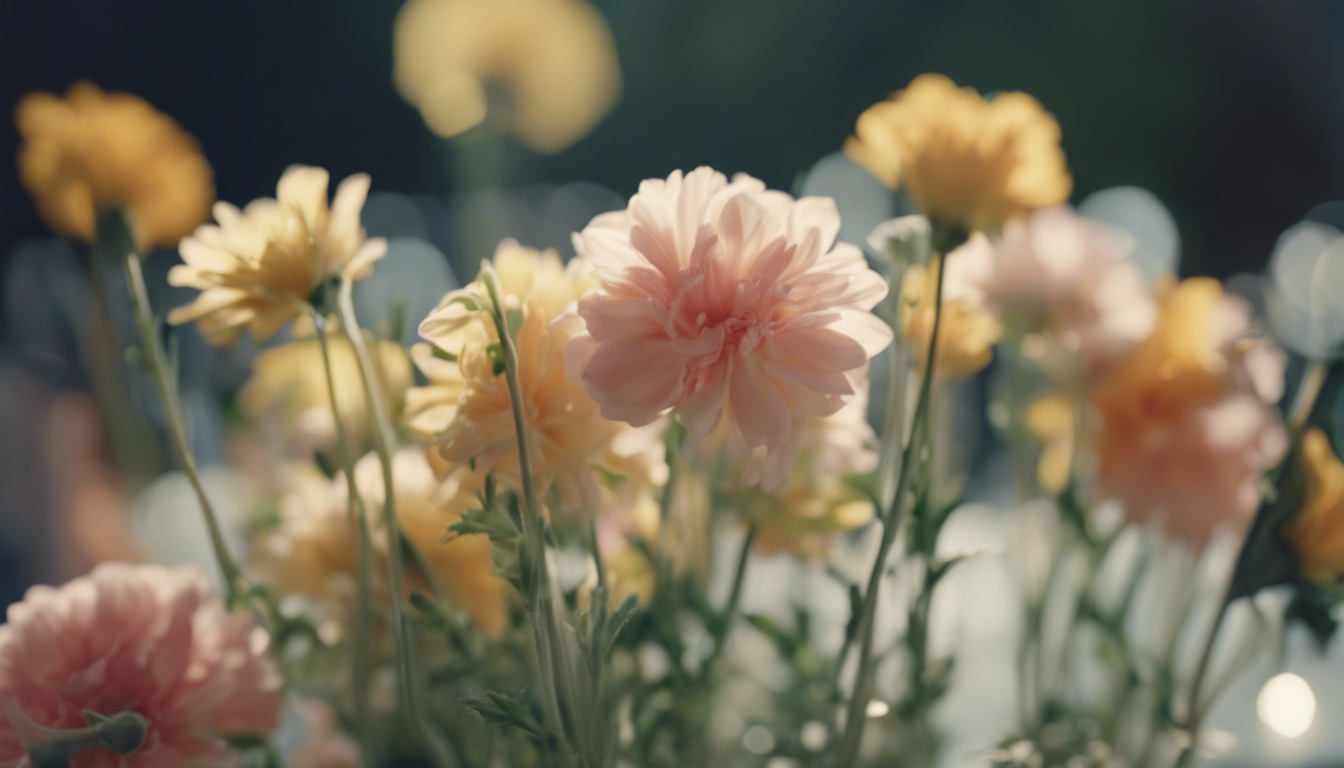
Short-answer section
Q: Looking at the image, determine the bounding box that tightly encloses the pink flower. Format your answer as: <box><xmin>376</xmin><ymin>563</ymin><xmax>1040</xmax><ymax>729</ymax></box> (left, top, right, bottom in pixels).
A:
<box><xmin>948</xmin><ymin>206</ymin><xmax>1156</xmax><ymax>375</ymax></box>
<box><xmin>567</xmin><ymin>167</ymin><xmax>892</xmax><ymax>490</ymax></box>
<box><xmin>0</xmin><ymin>563</ymin><xmax>282</xmax><ymax>768</ymax></box>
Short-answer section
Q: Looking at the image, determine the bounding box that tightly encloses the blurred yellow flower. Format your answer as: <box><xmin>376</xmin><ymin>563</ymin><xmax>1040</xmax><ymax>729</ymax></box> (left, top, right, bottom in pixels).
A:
<box><xmin>355</xmin><ymin>450</ymin><xmax>508</xmax><ymax>637</ymax></box>
<box><xmin>251</xmin><ymin>462</ymin><xmax>360</xmax><ymax>601</ymax></box>
<box><xmin>417</xmin><ymin>242</ymin><xmax>642</xmax><ymax>515</ymax></box>
<box><xmin>168</xmin><ymin>166</ymin><xmax>386</xmax><ymax>345</ymax></box>
<box><xmin>900</xmin><ymin>251</ymin><xmax>1003</xmax><ymax>378</ymax></box>
<box><xmin>393</xmin><ymin>0</ymin><xmax>621</xmax><ymax>152</ymax></box>
<box><xmin>239</xmin><ymin>326</ymin><xmax>412</xmax><ymax>453</ymax></box>
<box><xmin>1026</xmin><ymin>394</ymin><xmax>1075</xmax><ymax>494</ymax></box>
<box><xmin>15</xmin><ymin>81</ymin><xmax>214</xmax><ymax>250</ymax></box>
<box><xmin>846</xmin><ymin>73</ymin><xmax>1071</xmax><ymax>233</ymax></box>
<box><xmin>1283</xmin><ymin>429</ymin><xmax>1344</xmax><ymax>579</ymax></box>
<box><xmin>1092</xmin><ymin>278</ymin><xmax>1286</xmax><ymax>545</ymax></box>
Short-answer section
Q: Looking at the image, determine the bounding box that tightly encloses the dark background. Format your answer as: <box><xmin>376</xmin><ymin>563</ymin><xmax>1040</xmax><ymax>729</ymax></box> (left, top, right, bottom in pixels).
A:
<box><xmin>3</xmin><ymin>1</ymin><xmax>1344</xmax><ymax>285</ymax></box>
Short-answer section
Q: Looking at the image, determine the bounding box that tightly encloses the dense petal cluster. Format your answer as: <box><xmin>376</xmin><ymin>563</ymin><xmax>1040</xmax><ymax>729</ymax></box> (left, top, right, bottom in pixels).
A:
<box><xmin>846</xmin><ymin>74</ymin><xmax>1071</xmax><ymax>233</ymax></box>
<box><xmin>1092</xmin><ymin>279</ymin><xmax>1287</xmax><ymax>545</ymax></box>
<box><xmin>0</xmin><ymin>563</ymin><xmax>280</xmax><ymax>768</ymax></box>
<box><xmin>168</xmin><ymin>166</ymin><xmax>386</xmax><ymax>345</ymax></box>
<box><xmin>417</xmin><ymin>242</ymin><xmax>644</xmax><ymax>514</ymax></box>
<box><xmin>949</xmin><ymin>207</ymin><xmax>1156</xmax><ymax>375</ymax></box>
<box><xmin>567</xmin><ymin>167</ymin><xmax>892</xmax><ymax>490</ymax></box>
<box><xmin>15</xmin><ymin>81</ymin><xmax>214</xmax><ymax>250</ymax></box>
<box><xmin>394</xmin><ymin>0</ymin><xmax>621</xmax><ymax>152</ymax></box>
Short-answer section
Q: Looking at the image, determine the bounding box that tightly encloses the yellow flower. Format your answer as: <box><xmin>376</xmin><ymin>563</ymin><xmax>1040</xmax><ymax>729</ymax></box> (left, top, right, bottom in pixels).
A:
<box><xmin>167</xmin><ymin>166</ymin><xmax>386</xmax><ymax>345</ymax></box>
<box><xmin>15</xmin><ymin>81</ymin><xmax>214</xmax><ymax>250</ymax></box>
<box><xmin>417</xmin><ymin>242</ymin><xmax>639</xmax><ymax>515</ymax></box>
<box><xmin>239</xmin><ymin>326</ymin><xmax>412</xmax><ymax>453</ymax></box>
<box><xmin>393</xmin><ymin>0</ymin><xmax>621</xmax><ymax>152</ymax></box>
<box><xmin>251</xmin><ymin>462</ymin><xmax>360</xmax><ymax>600</ymax></box>
<box><xmin>355</xmin><ymin>450</ymin><xmax>508</xmax><ymax>637</ymax></box>
<box><xmin>1026</xmin><ymin>394</ymin><xmax>1075</xmax><ymax>494</ymax></box>
<box><xmin>1283</xmin><ymin>429</ymin><xmax>1344</xmax><ymax>579</ymax></box>
<box><xmin>846</xmin><ymin>74</ymin><xmax>1071</xmax><ymax>233</ymax></box>
<box><xmin>900</xmin><ymin>253</ymin><xmax>1003</xmax><ymax>378</ymax></box>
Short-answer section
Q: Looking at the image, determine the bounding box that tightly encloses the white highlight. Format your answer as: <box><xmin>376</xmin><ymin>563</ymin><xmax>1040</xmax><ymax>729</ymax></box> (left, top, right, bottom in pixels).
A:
<box><xmin>1256</xmin><ymin>673</ymin><xmax>1315</xmax><ymax>738</ymax></box>
<box><xmin>865</xmin><ymin>700</ymin><xmax>890</xmax><ymax>718</ymax></box>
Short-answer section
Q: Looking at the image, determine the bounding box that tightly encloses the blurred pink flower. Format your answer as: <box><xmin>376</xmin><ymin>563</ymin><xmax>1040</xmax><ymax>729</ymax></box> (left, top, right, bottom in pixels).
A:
<box><xmin>0</xmin><ymin>563</ymin><xmax>281</xmax><ymax>768</ymax></box>
<box><xmin>1092</xmin><ymin>279</ymin><xmax>1287</xmax><ymax>546</ymax></box>
<box><xmin>949</xmin><ymin>206</ymin><xmax>1156</xmax><ymax>375</ymax></box>
<box><xmin>567</xmin><ymin>167</ymin><xmax>892</xmax><ymax>490</ymax></box>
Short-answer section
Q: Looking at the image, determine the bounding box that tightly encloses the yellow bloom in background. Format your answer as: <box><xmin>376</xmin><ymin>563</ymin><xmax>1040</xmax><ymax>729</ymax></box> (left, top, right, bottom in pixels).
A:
<box><xmin>251</xmin><ymin>462</ymin><xmax>360</xmax><ymax>601</ymax></box>
<box><xmin>393</xmin><ymin>0</ymin><xmax>621</xmax><ymax>152</ymax></box>
<box><xmin>1026</xmin><ymin>394</ymin><xmax>1075</xmax><ymax>494</ymax></box>
<box><xmin>239</xmin><ymin>326</ymin><xmax>412</xmax><ymax>453</ymax></box>
<box><xmin>846</xmin><ymin>73</ymin><xmax>1071</xmax><ymax>233</ymax></box>
<box><xmin>417</xmin><ymin>242</ymin><xmax>638</xmax><ymax>515</ymax></box>
<box><xmin>1283</xmin><ymin>429</ymin><xmax>1344</xmax><ymax>579</ymax></box>
<box><xmin>900</xmin><ymin>250</ymin><xmax>1003</xmax><ymax>378</ymax></box>
<box><xmin>354</xmin><ymin>450</ymin><xmax>508</xmax><ymax>637</ymax></box>
<box><xmin>15</xmin><ymin>81</ymin><xmax>214</xmax><ymax>250</ymax></box>
<box><xmin>168</xmin><ymin>166</ymin><xmax>386</xmax><ymax>345</ymax></box>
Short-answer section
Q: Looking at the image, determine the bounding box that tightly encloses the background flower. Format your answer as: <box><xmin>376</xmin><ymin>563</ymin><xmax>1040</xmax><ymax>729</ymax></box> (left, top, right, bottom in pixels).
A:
<box><xmin>15</xmin><ymin>81</ymin><xmax>214</xmax><ymax>251</ymax></box>
<box><xmin>1283</xmin><ymin>428</ymin><xmax>1344</xmax><ymax>580</ymax></box>
<box><xmin>168</xmin><ymin>166</ymin><xmax>386</xmax><ymax>345</ymax></box>
<box><xmin>567</xmin><ymin>167</ymin><xmax>892</xmax><ymax>491</ymax></box>
<box><xmin>846</xmin><ymin>73</ymin><xmax>1071</xmax><ymax>233</ymax></box>
<box><xmin>1091</xmin><ymin>278</ymin><xmax>1287</xmax><ymax>545</ymax></box>
<box><xmin>393</xmin><ymin>0</ymin><xmax>621</xmax><ymax>152</ymax></box>
<box><xmin>0</xmin><ymin>563</ymin><xmax>280</xmax><ymax>767</ymax></box>
<box><xmin>900</xmin><ymin>244</ymin><xmax>1003</xmax><ymax>378</ymax></box>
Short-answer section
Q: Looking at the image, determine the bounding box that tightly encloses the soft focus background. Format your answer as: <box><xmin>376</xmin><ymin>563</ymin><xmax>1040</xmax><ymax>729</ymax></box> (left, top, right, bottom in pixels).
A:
<box><xmin>3</xmin><ymin>1</ymin><xmax>1344</xmax><ymax>766</ymax></box>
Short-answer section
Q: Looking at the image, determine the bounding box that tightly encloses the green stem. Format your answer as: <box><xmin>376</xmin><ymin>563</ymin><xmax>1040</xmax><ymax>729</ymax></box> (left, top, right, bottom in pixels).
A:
<box><xmin>701</xmin><ymin>524</ymin><xmax>757</xmax><ymax>678</ymax></box>
<box><xmin>335</xmin><ymin>278</ymin><xmax>457</xmax><ymax>768</ymax></box>
<box><xmin>479</xmin><ymin>264</ymin><xmax>582</xmax><ymax>764</ymax></box>
<box><xmin>837</xmin><ymin>242</ymin><xmax>950</xmax><ymax>767</ymax></box>
<box><xmin>310</xmin><ymin>310</ymin><xmax>376</xmax><ymax>754</ymax></box>
<box><xmin>118</xmin><ymin>241</ymin><xmax>243</xmax><ymax>602</ymax></box>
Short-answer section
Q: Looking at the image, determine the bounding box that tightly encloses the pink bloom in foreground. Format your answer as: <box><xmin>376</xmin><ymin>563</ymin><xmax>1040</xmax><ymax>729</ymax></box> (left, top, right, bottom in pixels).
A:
<box><xmin>567</xmin><ymin>167</ymin><xmax>892</xmax><ymax>490</ymax></box>
<box><xmin>0</xmin><ymin>563</ymin><xmax>281</xmax><ymax>768</ymax></box>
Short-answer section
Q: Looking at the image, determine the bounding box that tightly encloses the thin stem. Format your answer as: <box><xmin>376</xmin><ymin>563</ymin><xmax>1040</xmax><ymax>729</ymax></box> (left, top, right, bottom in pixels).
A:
<box><xmin>479</xmin><ymin>264</ymin><xmax>581</xmax><ymax>764</ymax></box>
<box><xmin>335</xmin><ymin>278</ymin><xmax>457</xmax><ymax>768</ymax></box>
<box><xmin>119</xmin><ymin>246</ymin><xmax>243</xmax><ymax>601</ymax></box>
<box><xmin>310</xmin><ymin>310</ymin><xmax>376</xmax><ymax>752</ymax></box>
<box><xmin>701</xmin><ymin>524</ymin><xmax>757</xmax><ymax>678</ymax></box>
<box><xmin>837</xmin><ymin>245</ymin><xmax>950</xmax><ymax>767</ymax></box>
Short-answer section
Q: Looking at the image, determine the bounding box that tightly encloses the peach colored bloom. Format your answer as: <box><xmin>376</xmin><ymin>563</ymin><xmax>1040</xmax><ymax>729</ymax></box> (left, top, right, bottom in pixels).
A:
<box><xmin>0</xmin><ymin>563</ymin><xmax>280</xmax><ymax>768</ymax></box>
<box><xmin>1092</xmin><ymin>278</ymin><xmax>1287</xmax><ymax>545</ymax></box>
<box><xmin>418</xmin><ymin>242</ymin><xmax>648</xmax><ymax>515</ymax></box>
<box><xmin>251</xmin><ymin>462</ymin><xmax>359</xmax><ymax>601</ymax></box>
<box><xmin>900</xmin><ymin>245</ymin><xmax>1003</xmax><ymax>378</ymax></box>
<box><xmin>168</xmin><ymin>166</ymin><xmax>386</xmax><ymax>345</ymax></box>
<box><xmin>567</xmin><ymin>167</ymin><xmax>892</xmax><ymax>491</ymax></box>
<box><xmin>240</xmin><ymin>327</ymin><xmax>412</xmax><ymax>453</ymax></box>
<box><xmin>393</xmin><ymin>0</ymin><xmax>621</xmax><ymax>152</ymax></box>
<box><xmin>1282</xmin><ymin>429</ymin><xmax>1344</xmax><ymax>580</ymax></box>
<box><xmin>846</xmin><ymin>74</ymin><xmax>1071</xmax><ymax>234</ymax></box>
<box><xmin>949</xmin><ymin>206</ymin><xmax>1156</xmax><ymax>375</ymax></box>
<box><xmin>15</xmin><ymin>82</ymin><xmax>214</xmax><ymax>251</ymax></box>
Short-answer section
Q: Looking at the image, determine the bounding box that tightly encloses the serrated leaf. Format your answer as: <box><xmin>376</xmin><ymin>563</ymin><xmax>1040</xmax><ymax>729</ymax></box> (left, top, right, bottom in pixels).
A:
<box><xmin>448</xmin><ymin>506</ymin><xmax>519</xmax><ymax>547</ymax></box>
<box><xmin>602</xmin><ymin>594</ymin><xmax>641</xmax><ymax>660</ymax></box>
<box><xmin>459</xmin><ymin>689</ymin><xmax>547</xmax><ymax>741</ymax></box>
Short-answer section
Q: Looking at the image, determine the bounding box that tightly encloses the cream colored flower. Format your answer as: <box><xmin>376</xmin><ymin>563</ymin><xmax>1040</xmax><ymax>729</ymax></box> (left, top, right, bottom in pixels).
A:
<box><xmin>354</xmin><ymin>450</ymin><xmax>508</xmax><ymax>637</ymax></box>
<box><xmin>168</xmin><ymin>166</ymin><xmax>386</xmax><ymax>345</ymax></box>
<box><xmin>846</xmin><ymin>73</ymin><xmax>1071</xmax><ymax>233</ymax></box>
<box><xmin>15</xmin><ymin>81</ymin><xmax>214</xmax><ymax>250</ymax></box>
<box><xmin>1283</xmin><ymin>429</ymin><xmax>1344</xmax><ymax>580</ymax></box>
<box><xmin>393</xmin><ymin>0</ymin><xmax>621</xmax><ymax>152</ymax></box>
<box><xmin>251</xmin><ymin>462</ymin><xmax>359</xmax><ymax>600</ymax></box>
<box><xmin>1092</xmin><ymin>278</ymin><xmax>1287</xmax><ymax>546</ymax></box>
<box><xmin>417</xmin><ymin>242</ymin><xmax>645</xmax><ymax>515</ymax></box>
<box><xmin>239</xmin><ymin>326</ymin><xmax>412</xmax><ymax>453</ymax></box>
<box><xmin>900</xmin><ymin>244</ymin><xmax>1003</xmax><ymax>378</ymax></box>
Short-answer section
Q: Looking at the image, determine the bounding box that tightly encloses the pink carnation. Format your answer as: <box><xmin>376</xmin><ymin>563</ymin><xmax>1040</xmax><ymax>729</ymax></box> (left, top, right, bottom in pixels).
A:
<box><xmin>0</xmin><ymin>563</ymin><xmax>282</xmax><ymax>768</ymax></box>
<box><xmin>566</xmin><ymin>167</ymin><xmax>892</xmax><ymax>490</ymax></box>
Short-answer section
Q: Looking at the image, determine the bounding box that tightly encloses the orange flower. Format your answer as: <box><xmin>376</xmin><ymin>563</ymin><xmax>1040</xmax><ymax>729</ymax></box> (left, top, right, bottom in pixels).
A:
<box><xmin>1092</xmin><ymin>279</ymin><xmax>1287</xmax><ymax>545</ymax></box>
<box><xmin>1283</xmin><ymin>429</ymin><xmax>1344</xmax><ymax>579</ymax></box>
<box><xmin>846</xmin><ymin>74</ymin><xmax>1070</xmax><ymax>233</ymax></box>
<box><xmin>15</xmin><ymin>81</ymin><xmax>213</xmax><ymax>250</ymax></box>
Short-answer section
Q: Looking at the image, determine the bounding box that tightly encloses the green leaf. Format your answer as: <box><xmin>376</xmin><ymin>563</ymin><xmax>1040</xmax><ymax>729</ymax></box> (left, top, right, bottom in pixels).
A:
<box><xmin>449</xmin><ymin>505</ymin><xmax>519</xmax><ymax>547</ymax></box>
<box><xmin>459</xmin><ymin>689</ymin><xmax>548</xmax><ymax>741</ymax></box>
